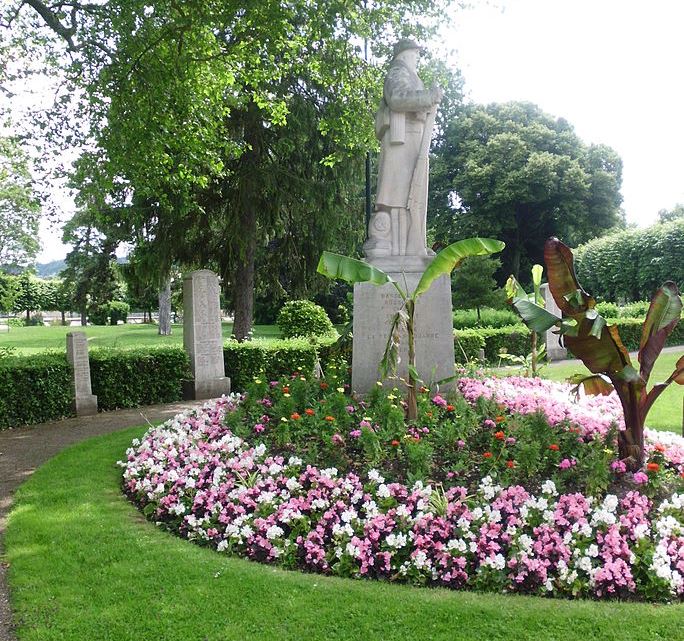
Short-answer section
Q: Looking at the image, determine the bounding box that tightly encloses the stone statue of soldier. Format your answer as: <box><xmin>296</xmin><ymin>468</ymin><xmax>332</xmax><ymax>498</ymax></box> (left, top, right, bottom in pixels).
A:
<box><xmin>364</xmin><ymin>38</ymin><xmax>443</xmax><ymax>265</ymax></box>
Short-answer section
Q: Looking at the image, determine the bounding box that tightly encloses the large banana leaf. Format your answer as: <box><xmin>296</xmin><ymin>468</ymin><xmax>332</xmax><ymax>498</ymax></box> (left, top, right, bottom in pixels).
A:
<box><xmin>638</xmin><ymin>281</ymin><xmax>682</xmax><ymax>383</ymax></box>
<box><xmin>564</xmin><ymin>320</ymin><xmax>632</xmax><ymax>376</ymax></box>
<box><xmin>317</xmin><ymin>252</ymin><xmax>395</xmax><ymax>287</ymax></box>
<box><xmin>510</xmin><ymin>299</ymin><xmax>560</xmax><ymax>333</ymax></box>
<box><xmin>414</xmin><ymin>238</ymin><xmax>505</xmax><ymax>297</ymax></box>
<box><xmin>543</xmin><ymin>238</ymin><xmax>595</xmax><ymax>315</ymax></box>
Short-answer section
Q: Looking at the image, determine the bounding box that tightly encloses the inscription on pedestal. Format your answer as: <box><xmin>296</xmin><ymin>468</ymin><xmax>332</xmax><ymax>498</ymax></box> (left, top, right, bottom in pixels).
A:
<box><xmin>66</xmin><ymin>331</ymin><xmax>98</xmax><ymax>416</ymax></box>
<box><xmin>540</xmin><ymin>283</ymin><xmax>567</xmax><ymax>361</ymax></box>
<box><xmin>183</xmin><ymin>270</ymin><xmax>231</xmax><ymax>400</ymax></box>
<box><xmin>352</xmin><ymin>272</ymin><xmax>455</xmax><ymax>394</ymax></box>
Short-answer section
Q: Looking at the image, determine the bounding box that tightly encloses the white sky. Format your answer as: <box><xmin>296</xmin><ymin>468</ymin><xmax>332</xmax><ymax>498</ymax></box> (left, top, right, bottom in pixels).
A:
<box><xmin>19</xmin><ymin>0</ymin><xmax>684</xmax><ymax>261</ymax></box>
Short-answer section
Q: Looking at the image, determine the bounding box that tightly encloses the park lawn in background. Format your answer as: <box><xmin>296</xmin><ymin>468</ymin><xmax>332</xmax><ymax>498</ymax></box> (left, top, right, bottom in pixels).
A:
<box><xmin>0</xmin><ymin>323</ymin><xmax>282</xmax><ymax>354</ymax></box>
<box><xmin>543</xmin><ymin>350</ymin><xmax>684</xmax><ymax>433</ymax></box>
<box><xmin>5</xmin><ymin>428</ymin><xmax>684</xmax><ymax>641</ymax></box>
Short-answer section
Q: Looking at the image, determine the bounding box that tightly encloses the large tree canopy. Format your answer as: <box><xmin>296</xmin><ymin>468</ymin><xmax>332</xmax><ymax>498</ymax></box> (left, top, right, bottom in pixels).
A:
<box><xmin>4</xmin><ymin>0</ymin><xmax>461</xmax><ymax>338</ymax></box>
<box><xmin>0</xmin><ymin>134</ymin><xmax>41</xmax><ymax>269</ymax></box>
<box><xmin>429</xmin><ymin>101</ymin><xmax>624</xmax><ymax>280</ymax></box>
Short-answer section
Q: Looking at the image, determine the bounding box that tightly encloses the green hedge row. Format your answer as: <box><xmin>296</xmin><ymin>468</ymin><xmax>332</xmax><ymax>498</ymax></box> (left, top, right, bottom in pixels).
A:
<box><xmin>454</xmin><ymin>325</ymin><xmax>533</xmax><ymax>363</ymax></box>
<box><xmin>0</xmin><ymin>338</ymin><xmax>339</xmax><ymax>429</ymax></box>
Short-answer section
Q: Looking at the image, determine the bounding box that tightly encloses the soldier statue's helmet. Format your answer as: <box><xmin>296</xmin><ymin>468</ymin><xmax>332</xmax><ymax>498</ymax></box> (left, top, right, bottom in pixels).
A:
<box><xmin>392</xmin><ymin>38</ymin><xmax>421</xmax><ymax>58</ymax></box>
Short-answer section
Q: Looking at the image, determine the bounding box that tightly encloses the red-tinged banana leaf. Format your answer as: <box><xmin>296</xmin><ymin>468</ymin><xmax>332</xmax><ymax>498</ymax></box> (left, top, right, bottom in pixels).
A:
<box><xmin>563</xmin><ymin>319</ymin><xmax>633</xmax><ymax>376</ymax></box>
<box><xmin>638</xmin><ymin>281</ymin><xmax>682</xmax><ymax>383</ymax></box>
<box><xmin>543</xmin><ymin>237</ymin><xmax>595</xmax><ymax>316</ymax></box>
<box><xmin>568</xmin><ymin>373</ymin><xmax>614</xmax><ymax>397</ymax></box>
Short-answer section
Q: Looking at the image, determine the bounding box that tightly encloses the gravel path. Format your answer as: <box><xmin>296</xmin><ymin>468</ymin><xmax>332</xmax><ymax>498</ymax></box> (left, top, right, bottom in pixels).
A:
<box><xmin>0</xmin><ymin>400</ymin><xmax>203</xmax><ymax>641</ymax></box>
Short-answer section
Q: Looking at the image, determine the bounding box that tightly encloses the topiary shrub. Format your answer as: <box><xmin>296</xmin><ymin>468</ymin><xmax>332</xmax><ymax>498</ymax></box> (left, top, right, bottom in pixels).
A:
<box><xmin>276</xmin><ymin>300</ymin><xmax>335</xmax><ymax>339</ymax></box>
<box><xmin>108</xmin><ymin>301</ymin><xmax>130</xmax><ymax>324</ymax></box>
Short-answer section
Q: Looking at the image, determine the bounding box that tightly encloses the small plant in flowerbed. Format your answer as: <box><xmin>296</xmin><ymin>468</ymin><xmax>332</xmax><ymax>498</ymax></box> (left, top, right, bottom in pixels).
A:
<box><xmin>122</xmin><ymin>365</ymin><xmax>684</xmax><ymax>603</ymax></box>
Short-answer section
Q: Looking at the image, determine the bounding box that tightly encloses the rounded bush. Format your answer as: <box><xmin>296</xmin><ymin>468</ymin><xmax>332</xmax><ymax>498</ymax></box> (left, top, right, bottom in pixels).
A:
<box><xmin>595</xmin><ymin>301</ymin><xmax>619</xmax><ymax>318</ymax></box>
<box><xmin>277</xmin><ymin>300</ymin><xmax>335</xmax><ymax>338</ymax></box>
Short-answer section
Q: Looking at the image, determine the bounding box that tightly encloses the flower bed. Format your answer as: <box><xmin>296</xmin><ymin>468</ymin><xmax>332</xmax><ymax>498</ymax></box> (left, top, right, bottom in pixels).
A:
<box><xmin>120</xmin><ymin>375</ymin><xmax>684</xmax><ymax>602</ymax></box>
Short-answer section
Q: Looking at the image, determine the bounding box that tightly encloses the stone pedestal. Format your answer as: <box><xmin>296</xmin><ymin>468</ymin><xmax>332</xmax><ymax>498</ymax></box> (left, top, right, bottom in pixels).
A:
<box><xmin>66</xmin><ymin>331</ymin><xmax>98</xmax><ymax>416</ymax></box>
<box><xmin>182</xmin><ymin>270</ymin><xmax>231</xmax><ymax>400</ymax></box>
<box><xmin>540</xmin><ymin>283</ymin><xmax>567</xmax><ymax>361</ymax></box>
<box><xmin>352</xmin><ymin>269</ymin><xmax>455</xmax><ymax>394</ymax></box>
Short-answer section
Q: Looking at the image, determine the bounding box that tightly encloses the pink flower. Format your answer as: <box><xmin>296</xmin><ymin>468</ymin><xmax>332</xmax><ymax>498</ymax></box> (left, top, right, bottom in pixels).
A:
<box><xmin>349</xmin><ymin>429</ymin><xmax>361</xmax><ymax>438</ymax></box>
<box><xmin>558</xmin><ymin>458</ymin><xmax>576</xmax><ymax>470</ymax></box>
<box><xmin>633</xmin><ymin>471</ymin><xmax>648</xmax><ymax>485</ymax></box>
<box><xmin>254</xmin><ymin>423</ymin><xmax>265</xmax><ymax>433</ymax></box>
<box><xmin>611</xmin><ymin>460</ymin><xmax>627</xmax><ymax>474</ymax></box>
<box><xmin>332</xmin><ymin>433</ymin><xmax>345</xmax><ymax>446</ymax></box>
<box><xmin>432</xmin><ymin>395</ymin><xmax>448</xmax><ymax>408</ymax></box>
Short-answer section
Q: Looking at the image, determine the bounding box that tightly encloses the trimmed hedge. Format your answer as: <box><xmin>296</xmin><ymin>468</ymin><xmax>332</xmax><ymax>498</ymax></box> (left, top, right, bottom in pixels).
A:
<box><xmin>90</xmin><ymin>347</ymin><xmax>190</xmax><ymax>410</ymax></box>
<box><xmin>454</xmin><ymin>325</ymin><xmax>532</xmax><ymax>363</ymax></box>
<box><xmin>594</xmin><ymin>318</ymin><xmax>684</xmax><ymax>352</ymax></box>
<box><xmin>0</xmin><ymin>353</ymin><xmax>73</xmax><ymax>429</ymax></box>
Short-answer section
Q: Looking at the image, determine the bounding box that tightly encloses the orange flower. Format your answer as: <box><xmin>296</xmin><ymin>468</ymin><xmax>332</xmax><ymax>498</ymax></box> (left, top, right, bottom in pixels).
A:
<box><xmin>506</xmin><ymin>460</ymin><xmax>515</xmax><ymax>469</ymax></box>
<box><xmin>446</xmin><ymin>404</ymin><xmax>455</xmax><ymax>412</ymax></box>
<box><xmin>305</xmin><ymin>408</ymin><xmax>315</xmax><ymax>416</ymax></box>
<box><xmin>320</xmin><ymin>382</ymin><xmax>329</xmax><ymax>390</ymax></box>
<box><xmin>483</xmin><ymin>451</ymin><xmax>493</xmax><ymax>459</ymax></box>
<box><xmin>495</xmin><ymin>415</ymin><xmax>506</xmax><ymax>424</ymax></box>
<box><xmin>391</xmin><ymin>439</ymin><xmax>400</xmax><ymax>447</ymax></box>
<box><xmin>494</xmin><ymin>431</ymin><xmax>505</xmax><ymax>440</ymax></box>
<box><xmin>426</xmin><ymin>411</ymin><xmax>433</xmax><ymax>418</ymax></box>
<box><xmin>647</xmin><ymin>462</ymin><xmax>660</xmax><ymax>472</ymax></box>
<box><xmin>282</xmin><ymin>386</ymin><xmax>290</xmax><ymax>394</ymax></box>
<box><xmin>290</xmin><ymin>412</ymin><xmax>301</xmax><ymax>420</ymax></box>
<box><xmin>654</xmin><ymin>444</ymin><xmax>666</xmax><ymax>453</ymax></box>
<box><xmin>324</xmin><ymin>415</ymin><xmax>335</xmax><ymax>422</ymax></box>
<box><xmin>420</xmin><ymin>386</ymin><xmax>429</xmax><ymax>393</ymax></box>
<box><xmin>549</xmin><ymin>444</ymin><xmax>560</xmax><ymax>451</ymax></box>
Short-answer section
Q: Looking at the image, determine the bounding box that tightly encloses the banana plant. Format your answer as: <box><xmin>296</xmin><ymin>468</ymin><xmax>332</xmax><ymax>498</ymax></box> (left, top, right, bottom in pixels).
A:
<box><xmin>317</xmin><ymin>238</ymin><xmax>505</xmax><ymax>420</ymax></box>
<box><xmin>509</xmin><ymin>237</ymin><xmax>684</xmax><ymax>470</ymax></box>
<box><xmin>505</xmin><ymin>264</ymin><xmax>545</xmax><ymax>376</ymax></box>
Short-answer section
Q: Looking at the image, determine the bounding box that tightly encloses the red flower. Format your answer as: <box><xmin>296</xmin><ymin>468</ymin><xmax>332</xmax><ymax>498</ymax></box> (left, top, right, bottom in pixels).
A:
<box><xmin>304</xmin><ymin>408</ymin><xmax>315</xmax><ymax>416</ymax></box>
<box><xmin>654</xmin><ymin>444</ymin><xmax>666</xmax><ymax>453</ymax></box>
<box><xmin>506</xmin><ymin>460</ymin><xmax>515</xmax><ymax>469</ymax></box>
<box><xmin>446</xmin><ymin>404</ymin><xmax>455</xmax><ymax>412</ymax></box>
<box><xmin>320</xmin><ymin>382</ymin><xmax>329</xmax><ymax>390</ymax></box>
<box><xmin>494</xmin><ymin>431</ymin><xmax>505</xmax><ymax>440</ymax></box>
<box><xmin>549</xmin><ymin>444</ymin><xmax>560</xmax><ymax>451</ymax></box>
<box><xmin>391</xmin><ymin>439</ymin><xmax>400</xmax><ymax>447</ymax></box>
<box><xmin>282</xmin><ymin>386</ymin><xmax>290</xmax><ymax>394</ymax></box>
<box><xmin>290</xmin><ymin>413</ymin><xmax>301</xmax><ymax>420</ymax></box>
<box><xmin>324</xmin><ymin>415</ymin><xmax>335</xmax><ymax>422</ymax></box>
<box><xmin>647</xmin><ymin>462</ymin><xmax>660</xmax><ymax>472</ymax></box>
<box><xmin>483</xmin><ymin>451</ymin><xmax>493</xmax><ymax>459</ymax></box>
<box><xmin>495</xmin><ymin>415</ymin><xmax>506</xmax><ymax>424</ymax></box>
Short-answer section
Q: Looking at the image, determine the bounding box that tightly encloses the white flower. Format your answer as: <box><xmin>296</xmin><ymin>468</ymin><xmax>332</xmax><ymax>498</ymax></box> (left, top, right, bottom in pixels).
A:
<box><xmin>320</xmin><ymin>467</ymin><xmax>338</xmax><ymax>479</ymax></box>
<box><xmin>386</xmin><ymin>532</ymin><xmax>408</xmax><ymax>549</ymax></box>
<box><xmin>541</xmin><ymin>480</ymin><xmax>558</xmax><ymax>496</ymax></box>
<box><xmin>265</xmin><ymin>524</ymin><xmax>284</xmax><ymax>540</ymax></box>
<box><xmin>254</xmin><ymin>444</ymin><xmax>267</xmax><ymax>457</ymax></box>
<box><xmin>217</xmin><ymin>540</ymin><xmax>228</xmax><ymax>552</ymax></box>
<box><xmin>587</xmin><ymin>544</ymin><xmax>599</xmax><ymax>558</ymax></box>
<box><xmin>286</xmin><ymin>477</ymin><xmax>301</xmax><ymax>492</ymax></box>
<box><xmin>447</xmin><ymin>538</ymin><xmax>468</xmax><ymax>553</ymax></box>
<box><xmin>341</xmin><ymin>509</ymin><xmax>357</xmax><ymax>523</ymax></box>
<box><xmin>368</xmin><ymin>469</ymin><xmax>385</xmax><ymax>484</ymax></box>
<box><xmin>287</xmin><ymin>456</ymin><xmax>302</xmax><ymax>467</ymax></box>
<box><xmin>376</xmin><ymin>484</ymin><xmax>391</xmax><ymax>499</ymax></box>
<box><xmin>268</xmin><ymin>462</ymin><xmax>283</xmax><ymax>475</ymax></box>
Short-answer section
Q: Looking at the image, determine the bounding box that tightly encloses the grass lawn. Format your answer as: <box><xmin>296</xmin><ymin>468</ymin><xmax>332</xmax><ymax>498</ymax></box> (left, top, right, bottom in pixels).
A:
<box><xmin>0</xmin><ymin>322</ymin><xmax>282</xmax><ymax>354</ymax></box>
<box><xmin>541</xmin><ymin>349</ymin><xmax>684</xmax><ymax>434</ymax></box>
<box><xmin>5</xmin><ymin>428</ymin><xmax>684</xmax><ymax>641</ymax></box>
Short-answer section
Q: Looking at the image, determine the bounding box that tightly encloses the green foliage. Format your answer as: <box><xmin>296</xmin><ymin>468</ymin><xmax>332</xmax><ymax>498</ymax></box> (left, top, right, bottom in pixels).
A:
<box><xmin>453</xmin><ymin>325</ymin><xmax>533</xmax><ymax>363</ymax></box>
<box><xmin>430</xmin><ymin>102</ymin><xmax>624</xmax><ymax>279</ymax></box>
<box><xmin>0</xmin><ymin>353</ymin><xmax>73</xmax><ymax>428</ymax></box>
<box><xmin>276</xmin><ymin>300</ymin><xmax>335</xmax><ymax>339</ymax></box>
<box><xmin>574</xmin><ymin>219</ymin><xmax>684</xmax><ymax>301</ymax></box>
<box><xmin>0</xmin><ymin>134</ymin><xmax>41</xmax><ymax>269</ymax></box>
<box><xmin>451</xmin><ymin>256</ymin><xmax>505</xmax><ymax>314</ymax></box>
<box><xmin>90</xmin><ymin>348</ymin><xmax>190</xmax><ymax>410</ymax></box>
<box><xmin>453</xmin><ymin>307</ymin><xmax>520</xmax><ymax>329</ymax></box>
<box><xmin>595</xmin><ymin>301</ymin><xmax>619</xmax><ymax>318</ymax></box>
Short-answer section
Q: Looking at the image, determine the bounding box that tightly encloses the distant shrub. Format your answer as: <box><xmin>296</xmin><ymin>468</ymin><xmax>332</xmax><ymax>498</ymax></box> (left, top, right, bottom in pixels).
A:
<box><xmin>454</xmin><ymin>324</ymin><xmax>532</xmax><ymax>363</ymax></box>
<box><xmin>595</xmin><ymin>301</ymin><xmax>619</xmax><ymax>318</ymax></box>
<box><xmin>453</xmin><ymin>307</ymin><xmax>520</xmax><ymax>329</ymax></box>
<box><xmin>88</xmin><ymin>305</ymin><xmax>109</xmax><ymax>326</ymax></box>
<box><xmin>277</xmin><ymin>300</ymin><xmax>335</xmax><ymax>339</ymax></box>
<box><xmin>619</xmin><ymin>300</ymin><xmax>650</xmax><ymax>319</ymax></box>
<box><xmin>108</xmin><ymin>301</ymin><xmax>130</xmax><ymax>324</ymax></box>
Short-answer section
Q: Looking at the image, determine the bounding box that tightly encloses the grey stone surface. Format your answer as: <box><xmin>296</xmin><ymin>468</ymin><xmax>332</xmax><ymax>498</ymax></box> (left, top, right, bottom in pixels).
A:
<box><xmin>65</xmin><ymin>331</ymin><xmax>98</xmax><ymax>416</ymax></box>
<box><xmin>182</xmin><ymin>270</ymin><xmax>231</xmax><ymax>400</ymax></box>
<box><xmin>540</xmin><ymin>283</ymin><xmax>568</xmax><ymax>361</ymax></box>
<box><xmin>351</xmin><ymin>271</ymin><xmax>455</xmax><ymax>394</ymax></box>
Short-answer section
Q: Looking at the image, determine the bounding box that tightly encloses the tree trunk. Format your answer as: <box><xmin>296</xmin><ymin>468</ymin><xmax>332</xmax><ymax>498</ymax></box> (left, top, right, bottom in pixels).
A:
<box><xmin>232</xmin><ymin>232</ymin><xmax>256</xmax><ymax>341</ymax></box>
<box><xmin>158</xmin><ymin>277</ymin><xmax>172</xmax><ymax>336</ymax></box>
<box><xmin>25</xmin><ymin>309</ymin><xmax>30</xmax><ymax>323</ymax></box>
<box><xmin>80</xmin><ymin>307</ymin><xmax>87</xmax><ymax>326</ymax></box>
<box><xmin>61</xmin><ymin>310</ymin><xmax>66</xmax><ymax>325</ymax></box>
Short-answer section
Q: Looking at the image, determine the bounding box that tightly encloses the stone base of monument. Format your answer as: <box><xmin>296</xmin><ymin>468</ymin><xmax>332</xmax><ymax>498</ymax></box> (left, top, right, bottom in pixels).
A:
<box><xmin>74</xmin><ymin>395</ymin><xmax>98</xmax><ymax>417</ymax></box>
<box><xmin>351</xmin><ymin>272</ymin><xmax>455</xmax><ymax>394</ymax></box>
<box><xmin>182</xmin><ymin>377</ymin><xmax>231</xmax><ymax>401</ymax></box>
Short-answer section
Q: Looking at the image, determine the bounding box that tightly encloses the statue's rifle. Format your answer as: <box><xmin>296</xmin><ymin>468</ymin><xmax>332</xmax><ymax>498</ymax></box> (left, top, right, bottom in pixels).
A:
<box><xmin>406</xmin><ymin>105</ymin><xmax>437</xmax><ymax>241</ymax></box>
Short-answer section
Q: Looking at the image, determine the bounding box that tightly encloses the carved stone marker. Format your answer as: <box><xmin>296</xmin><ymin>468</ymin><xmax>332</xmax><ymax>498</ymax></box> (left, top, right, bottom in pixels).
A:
<box><xmin>182</xmin><ymin>270</ymin><xmax>231</xmax><ymax>400</ymax></box>
<box><xmin>352</xmin><ymin>39</ymin><xmax>455</xmax><ymax>394</ymax></box>
<box><xmin>66</xmin><ymin>331</ymin><xmax>98</xmax><ymax>416</ymax></box>
<box><xmin>540</xmin><ymin>283</ymin><xmax>567</xmax><ymax>361</ymax></box>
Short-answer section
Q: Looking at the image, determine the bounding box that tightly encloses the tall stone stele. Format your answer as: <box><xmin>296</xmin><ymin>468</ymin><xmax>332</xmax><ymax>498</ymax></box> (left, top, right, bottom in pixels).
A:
<box><xmin>182</xmin><ymin>270</ymin><xmax>231</xmax><ymax>400</ymax></box>
<box><xmin>66</xmin><ymin>331</ymin><xmax>98</xmax><ymax>416</ymax></box>
<box><xmin>352</xmin><ymin>39</ymin><xmax>455</xmax><ymax>393</ymax></box>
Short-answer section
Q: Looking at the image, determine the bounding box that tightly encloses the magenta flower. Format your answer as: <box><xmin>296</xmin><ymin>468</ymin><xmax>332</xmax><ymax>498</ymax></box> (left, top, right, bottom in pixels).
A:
<box><xmin>633</xmin><ymin>471</ymin><xmax>648</xmax><ymax>485</ymax></box>
<box><xmin>432</xmin><ymin>395</ymin><xmax>447</xmax><ymax>408</ymax></box>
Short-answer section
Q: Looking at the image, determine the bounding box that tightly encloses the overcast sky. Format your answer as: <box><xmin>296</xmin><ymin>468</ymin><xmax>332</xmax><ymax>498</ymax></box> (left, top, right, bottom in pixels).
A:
<box><xmin>25</xmin><ymin>0</ymin><xmax>684</xmax><ymax>262</ymax></box>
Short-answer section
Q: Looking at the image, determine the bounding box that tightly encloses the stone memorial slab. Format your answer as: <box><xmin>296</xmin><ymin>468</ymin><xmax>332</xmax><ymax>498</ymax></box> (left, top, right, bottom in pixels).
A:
<box><xmin>66</xmin><ymin>331</ymin><xmax>98</xmax><ymax>416</ymax></box>
<box><xmin>352</xmin><ymin>272</ymin><xmax>455</xmax><ymax>394</ymax></box>
<box><xmin>540</xmin><ymin>283</ymin><xmax>567</xmax><ymax>361</ymax></box>
<box><xmin>182</xmin><ymin>270</ymin><xmax>231</xmax><ymax>400</ymax></box>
